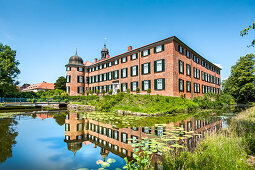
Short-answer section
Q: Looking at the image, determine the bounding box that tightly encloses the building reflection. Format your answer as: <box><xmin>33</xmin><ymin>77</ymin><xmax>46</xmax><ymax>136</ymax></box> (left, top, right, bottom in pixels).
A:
<box><xmin>64</xmin><ymin>112</ymin><xmax>222</xmax><ymax>167</ymax></box>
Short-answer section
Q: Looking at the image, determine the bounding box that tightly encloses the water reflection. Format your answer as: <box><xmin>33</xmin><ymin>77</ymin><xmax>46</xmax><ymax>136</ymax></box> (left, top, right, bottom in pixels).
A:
<box><xmin>64</xmin><ymin>112</ymin><xmax>222</xmax><ymax>168</ymax></box>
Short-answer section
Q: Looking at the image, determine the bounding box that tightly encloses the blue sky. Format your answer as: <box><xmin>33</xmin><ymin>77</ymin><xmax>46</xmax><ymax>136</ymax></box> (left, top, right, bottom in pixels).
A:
<box><xmin>0</xmin><ymin>0</ymin><xmax>254</xmax><ymax>85</ymax></box>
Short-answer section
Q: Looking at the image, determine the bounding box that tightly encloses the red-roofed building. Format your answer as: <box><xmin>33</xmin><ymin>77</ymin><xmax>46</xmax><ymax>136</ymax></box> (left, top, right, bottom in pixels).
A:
<box><xmin>22</xmin><ymin>81</ymin><xmax>55</xmax><ymax>92</ymax></box>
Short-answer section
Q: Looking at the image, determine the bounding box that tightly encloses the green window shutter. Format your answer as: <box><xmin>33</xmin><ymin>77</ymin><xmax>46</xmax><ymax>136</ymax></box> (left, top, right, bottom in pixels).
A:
<box><xmin>162</xmin><ymin>44</ymin><xmax>164</xmax><ymax>51</ymax></box>
<box><xmin>149</xmin><ymin>80</ymin><xmax>151</xmax><ymax>89</ymax></box>
<box><xmin>126</xmin><ymin>68</ymin><xmax>128</xmax><ymax>77</ymax></box>
<box><xmin>154</xmin><ymin>47</ymin><xmax>156</xmax><ymax>53</ymax></box>
<box><xmin>136</xmin><ymin>65</ymin><xmax>138</xmax><ymax>76</ymax></box>
<box><xmin>136</xmin><ymin>53</ymin><xmax>138</xmax><ymax>59</ymax></box>
<box><xmin>162</xmin><ymin>59</ymin><xmax>165</xmax><ymax>72</ymax></box>
<box><xmin>117</xmin><ymin>70</ymin><xmax>119</xmax><ymax>79</ymax></box>
<box><xmin>162</xmin><ymin>78</ymin><xmax>165</xmax><ymax>90</ymax></box>
<box><xmin>154</xmin><ymin>61</ymin><xmax>157</xmax><ymax>72</ymax></box>
<box><xmin>131</xmin><ymin>82</ymin><xmax>133</xmax><ymax>91</ymax></box>
<box><xmin>130</xmin><ymin>67</ymin><xmax>133</xmax><ymax>76</ymax></box>
<box><xmin>148</xmin><ymin>49</ymin><xmax>150</xmax><ymax>55</ymax></box>
<box><xmin>121</xmin><ymin>84</ymin><xmax>123</xmax><ymax>92</ymax></box>
<box><xmin>121</xmin><ymin>69</ymin><xmax>123</xmax><ymax>78</ymax></box>
<box><xmin>154</xmin><ymin>79</ymin><xmax>157</xmax><ymax>90</ymax></box>
<box><xmin>130</xmin><ymin>55</ymin><xmax>132</xmax><ymax>60</ymax></box>
<box><xmin>77</xmin><ymin>76</ymin><xmax>79</xmax><ymax>83</ymax></box>
<box><xmin>136</xmin><ymin>82</ymin><xmax>138</xmax><ymax>89</ymax></box>
<box><xmin>126</xmin><ymin>83</ymin><xmax>128</xmax><ymax>90</ymax></box>
<box><xmin>141</xmin><ymin>64</ymin><xmax>144</xmax><ymax>74</ymax></box>
<box><xmin>142</xmin><ymin>81</ymin><xmax>144</xmax><ymax>91</ymax></box>
<box><xmin>148</xmin><ymin>62</ymin><xmax>151</xmax><ymax>74</ymax></box>
<box><xmin>141</xmin><ymin>51</ymin><xmax>143</xmax><ymax>57</ymax></box>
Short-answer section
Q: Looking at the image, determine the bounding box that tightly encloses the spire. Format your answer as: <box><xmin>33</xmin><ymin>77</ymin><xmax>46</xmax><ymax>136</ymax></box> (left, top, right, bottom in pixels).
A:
<box><xmin>101</xmin><ymin>38</ymin><xmax>109</xmax><ymax>59</ymax></box>
<box><xmin>75</xmin><ymin>48</ymin><xmax>78</xmax><ymax>55</ymax></box>
<box><xmin>104</xmin><ymin>37</ymin><xmax>107</xmax><ymax>48</ymax></box>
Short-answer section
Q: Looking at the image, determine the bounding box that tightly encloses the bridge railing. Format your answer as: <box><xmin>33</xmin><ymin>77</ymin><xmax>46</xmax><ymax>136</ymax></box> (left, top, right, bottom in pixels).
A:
<box><xmin>0</xmin><ymin>97</ymin><xmax>69</xmax><ymax>103</ymax></box>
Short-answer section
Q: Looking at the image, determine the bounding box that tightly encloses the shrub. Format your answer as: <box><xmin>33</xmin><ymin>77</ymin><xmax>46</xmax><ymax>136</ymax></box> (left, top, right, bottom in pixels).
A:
<box><xmin>102</xmin><ymin>89</ymin><xmax>105</xmax><ymax>96</ymax></box>
<box><xmin>96</xmin><ymin>90</ymin><xmax>100</xmax><ymax>96</ymax></box>
<box><xmin>117</xmin><ymin>89</ymin><xmax>120</xmax><ymax>94</ymax></box>
<box><xmin>126</xmin><ymin>88</ymin><xmax>130</xmax><ymax>94</ymax></box>
<box><xmin>147</xmin><ymin>88</ymin><xmax>151</xmax><ymax>94</ymax></box>
<box><xmin>108</xmin><ymin>89</ymin><xmax>113</xmax><ymax>95</ymax></box>
<box><xmin>90</xmin><ymin>90</ymin><xmax>93</xmax><ymax>95</ymax></box>
<box><xmin>136</xmin><ymin>88</ymin><xmax>140</xmax><ymax>94</ymax></box>
<box><xmin>86</xmin><ymin>90</ymin><xmax>89</xmax><ymax>95</ymax></box>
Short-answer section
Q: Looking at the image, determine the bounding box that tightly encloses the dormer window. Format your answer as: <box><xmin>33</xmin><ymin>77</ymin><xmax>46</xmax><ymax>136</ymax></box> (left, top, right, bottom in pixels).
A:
<box><xmin>154</xmin><ymin>45</ymin><xmax>164</xmax><ymax>53</ymax></box>
<box><xmin>108</xmin><ymin>62</ymin><xmax>112</xmax><ymax>67</ymax></box>
<box><xmin>66</xmin><ymin>67</ymin><xmax>71</xmax><ymax>71</ymax></box>
<box><xmin>178</xmin><ymin>45</ymin><xmax>183</xmax><ymax>54</ymax></box>
<box><xmin>142</xmin><ymin>49</ymin><xmax>150</xmax><ymax>57</ymax></box>
<box><xmin>131</xmin><ymin>53</ymin><xmax>138</xmax><ymax>60</ymax></box>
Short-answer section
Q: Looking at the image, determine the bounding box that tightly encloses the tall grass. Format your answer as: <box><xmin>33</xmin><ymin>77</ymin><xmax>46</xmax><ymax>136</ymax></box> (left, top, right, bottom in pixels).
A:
<box><xmin>163</xmin><ymin>132</ymin><xmax>249</xmax><ymax>170</ymax></box>
<box><xmin>231</xmin><ymin>106</ymin><xmax>255</xmax><ymax>154</ymax></box>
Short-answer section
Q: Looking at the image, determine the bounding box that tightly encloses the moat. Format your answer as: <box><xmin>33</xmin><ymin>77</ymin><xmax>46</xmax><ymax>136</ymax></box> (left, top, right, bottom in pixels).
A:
<box><xmin>0</xmin><ymin>109</ymin><xmax>237</xmax><ymax>170</ymax></box>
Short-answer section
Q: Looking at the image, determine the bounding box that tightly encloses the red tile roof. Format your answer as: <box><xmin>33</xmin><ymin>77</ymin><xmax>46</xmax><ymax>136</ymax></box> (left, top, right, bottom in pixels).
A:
<box><xmin>22</xmin><ymin>82</ymin><xmax>55</xmax><ymax>91</ymax></box>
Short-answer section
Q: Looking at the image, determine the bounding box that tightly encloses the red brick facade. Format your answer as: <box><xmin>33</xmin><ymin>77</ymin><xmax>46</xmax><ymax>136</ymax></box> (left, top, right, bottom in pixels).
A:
<box><xmin>66</xmin><ymin>36</ymin><xmax>221</xmax><ymax>98</ymax></box>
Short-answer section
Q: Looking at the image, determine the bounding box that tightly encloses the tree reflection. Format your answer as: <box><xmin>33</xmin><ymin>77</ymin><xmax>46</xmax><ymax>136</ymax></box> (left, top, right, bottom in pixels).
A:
<box><xmin>53</xmin><ymin>112</ymin><xmax>67</xmax><ymax>126</ymax></box>
<box><xmin>0</xmin><ymin>118</ymin><xmax>18</xmax><ymax>163</ymax></box>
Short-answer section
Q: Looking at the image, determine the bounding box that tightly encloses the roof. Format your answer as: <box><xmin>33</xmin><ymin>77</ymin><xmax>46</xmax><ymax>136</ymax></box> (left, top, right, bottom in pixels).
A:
<box><xmin>85</xmin><ymin>36</ymin><xmax>221</xmax><ymax>70</ymax></box>
<box><xmin>22</xmin><ymin>82</ymin><xmax>55</xmax><ymax>91</ymax></box>
<box><xmin>84</xmin><ymin>61</ymin><xmax>93</xmax><ymax>66</ymax></box>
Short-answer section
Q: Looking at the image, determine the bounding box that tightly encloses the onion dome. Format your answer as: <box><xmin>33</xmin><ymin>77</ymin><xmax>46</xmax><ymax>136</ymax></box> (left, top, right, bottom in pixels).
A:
<box><xmin>68</xmin><ymin>49</ymin><xmax>83</xmax><ymax>65</ymax></box>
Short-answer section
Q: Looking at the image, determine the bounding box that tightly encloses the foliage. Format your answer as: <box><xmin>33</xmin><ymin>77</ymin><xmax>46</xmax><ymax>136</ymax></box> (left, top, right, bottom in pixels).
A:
<box><xmin>90</xmin><ymin>90</ymin><xmax>93</xmax><ymax>95</ymax></box>
<box><xmin>147</xmin><ymin>88</ymin><xmax>151</xmax><ymax>94</ymax></box>
<box><xmin>53</xmin><ymin>112</ymin><xmax>67</xmax><ymax>126</ymax></box>
<box><xmin>241</xmin><ymin>21</ymin><xmax>255</xmax><ymax>47</ymax></box>
<box><xmin>117</xmin><ymin>89</ymin><xmax>120</xmax><ymax>93</ymax></box>
<box><xmin>126</xmin><ymin>88</ymin><xmax>130</xmax><ymax>94</ymax></box>
<box><xmin>54</xmin><ymin>76</ymin><xmax>66</xmax><ymax>91</ymax></box>
<box><xmin>96</xmin><ymin>90</ymin><xmax>99</xmax><ymax>95</ymax></box>
<box><xmin>136</xmin><ymin>88</ymin><xmax>140</xmax><ymax>94</ymax></box>
<box><xmin>0</xmin><ymin>44</ymin><xmax>20</xmax><ymax>97</ymax></box>
<box><xmin>87</xmin><ymin>93</ymin><xmax>198</xmax><ymax>114</ymax></box>
<box><xmin>36</xmin><ymin>89</ymin><xmax>68</xmax><ymax>98</ymax></box>
<box><xmin>108</xmin><ymin>89</ymin><xmax>113</xmax><ymax>95</ymax></box>
<box><xmin>231</xmin><ymin>106</ymin><xmax>255</xmax><ymax>154</ymax></box>
<box><xmin>223</xmin><ymin>54</ymin><xmax>255</xmax><ymax>103</ymax></box>
<box><xmin>193</xmin><ymin>93</ymin><xmax>235</xmax><ymax>109</ymax></box>
<box><xmin>123</xmin><ymin>153</ymin><xmax>152</xmax><ymax>170</ymax></box>
<box><xmin>86</xmin><ymin>90</ymin><xmax>89</xmax><ymax>95</ymax></box>
<box><xmin>163</xmin><ymin>132</ymin><xmax>249</xmax><ymax>170</ymax></box>
<box><xmin>102</xmin><ymin>89</ymin><xmax>105</xmax><ymax>96</ymax></box>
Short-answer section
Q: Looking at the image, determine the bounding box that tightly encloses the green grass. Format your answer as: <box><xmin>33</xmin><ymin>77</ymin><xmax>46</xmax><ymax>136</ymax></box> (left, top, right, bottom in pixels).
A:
<box><xmin>87</xmin><ymin>93</ymin><xmax>198</xmax><ymax>114</ymax></box>
<box><xmin>163</xmin><ymin>132</ymin><xmax>250</xmax><ymax>170</ymax></box>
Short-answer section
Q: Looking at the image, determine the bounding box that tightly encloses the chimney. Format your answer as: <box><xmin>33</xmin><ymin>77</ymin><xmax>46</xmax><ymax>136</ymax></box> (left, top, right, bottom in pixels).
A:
<box><xmin>106</xmin><ymin>54</ymin><xmax>110</xmax><ymax>58</ymax></box>
<box><xmin>128</xmin><ymin>46</ymin><xmax>132</xmax><ymax>51</ymax></box>
<box><xmin>94</xmin><ymin>58</ymin><xmax>98</xmax><ymax>63</ymax></box>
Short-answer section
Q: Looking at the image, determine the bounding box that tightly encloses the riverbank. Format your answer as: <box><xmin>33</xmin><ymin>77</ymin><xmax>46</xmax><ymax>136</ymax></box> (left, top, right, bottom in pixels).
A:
<box><xmin>163</xmin><ymin>105</ymin><xmax>255</xmax><ymax>169</ymax></box>
<box><xmin>72</xmin><ymin>93</ymin><xmax>199</xmax><ymax>114</ymax></box>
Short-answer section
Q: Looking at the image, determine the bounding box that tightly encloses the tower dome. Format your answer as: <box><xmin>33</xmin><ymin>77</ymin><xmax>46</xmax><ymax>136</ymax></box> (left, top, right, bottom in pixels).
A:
<box><xmin>68</xmin><ymin>49</ymin><xmax>84</xmax><ymax>65</ymax></box>
<box><xmin>101</xmin><ymin>44</ymin><xmax>109</xmax><ymax>59</ymax></box>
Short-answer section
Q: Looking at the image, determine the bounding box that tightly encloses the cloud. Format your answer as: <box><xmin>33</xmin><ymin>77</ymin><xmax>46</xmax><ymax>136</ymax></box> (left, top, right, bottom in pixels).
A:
<box><xmin>213</xmin><ymin>63</ymin><xmax>223</xmax><ymax>69</ymax></box>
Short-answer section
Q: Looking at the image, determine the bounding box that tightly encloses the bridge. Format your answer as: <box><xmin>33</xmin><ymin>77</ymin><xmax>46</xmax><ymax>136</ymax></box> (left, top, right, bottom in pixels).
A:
<box><xmin>0</xmin><ymin>97</ymin><xmax>69</xmax><ymax>107</ymax></box>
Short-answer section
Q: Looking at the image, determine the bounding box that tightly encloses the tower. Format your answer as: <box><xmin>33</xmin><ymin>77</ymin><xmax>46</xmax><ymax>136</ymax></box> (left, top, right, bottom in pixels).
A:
<box><xmin>101</xmin><ymin>40</ymin><xmax>109</xmax><ymax>59</ymax></box>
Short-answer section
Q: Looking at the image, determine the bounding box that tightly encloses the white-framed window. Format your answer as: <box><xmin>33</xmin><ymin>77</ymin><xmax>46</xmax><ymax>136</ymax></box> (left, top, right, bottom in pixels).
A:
<box><xmin>142</xmin><ymin>63</ymin><xmax>150</xmax><ymax>74</ymax></box>
<box><xmin>114</xmin><ymin>59</ymin><xmax>119</xmax><ymax>65</ymax></box>
<box><xmin>157</xmin><ymin>79</ymin><xmax>163</xmax><ymax>90</ymax></box>
<box><xmin>155</xmin><ymin>45</ymin><xmax>163</xmax><ymax>53</ymax></box>
<box><xmin>186</xmin><ymin>64</ymin><xmax>191</xmax><ymax>76</ymax></box>
<box><xmin>99</xmin><ymin>65</ymin><xmax>102</xmax><ymax>69</ymax></box>
<box><xmin>186</xmin><ymin>50</ymin><xmax>190</xmax><ymax>58</ymax></box>
<box><xmin>77</xmin><ymin>67</ymin><xmax>83</xmax><ymax>71</ymax></box>
<box><xmin>178</xmin><ymin>45</ymin><xmax>183</xmax><ymax>53</ymax></box>
<box><xmin>66</xmin><ymin>67</ymin><xmax>71</xmax><ymax>71</ymax></box>
<box><xmin>114</xmin><ymin>70</ymin><xmax>119</xmax><ymax>79</ymax></box>
<box><xmin>132</xmin><ymin>66</ymin><xmax>137</xmax><ymax>76</ymax></box>
<box><xmin>143</xmin><ymin>80</ymin><xmax>149</xmax><ymax>91</ymax></box>
<box><xmin>122</xmin><ymin>83</ymin><xmax>127</xmax><ymax>92</ymax></box>
<box><xmin>65</xmin><ymin>124</ymin><xmax>70</xmax><ymax>131</ymax></box>
<box><xmin>66</xmin><ymin>86</ymin><xmax>70</xmax><ymax>93</ymax></box>
<box><xmin>179</xmin><ymin>79</ymin><xmax>184</xmax><ymax>91</ymax></box>
<box><xmin>122</xmin><ymin>68</ymin><xmax>127</xmax><ymax>78</ymax></box>
<box><xmin>156</xmin><ymin>60</ymin><xmax>163</xmax><ymax>72</ymax></box>
<box><xmin>131</xmin><ymin>82</ymin><xmax>137</xmax><ymax>91</ymax></box>
<box><xmin>179</xmin><ymin>60</ymin><xmax>184</xmax><ymax>74</ymax></box>
<box><xmin>66</xmin><ymin>75</ymin><xmax>71</xmax><ymax>83</ymax></box>
<box><xmin>108</xmin><ymin>62</ymin><xmax>112</xmax><ymax>67</ymax></box>
<box><xmin>78</xmin><ymin>76</ymin><xmax>84</xmax><ymax>83</ymax></box>
<box><xmin>99</xmin><ymin>74</ymin><xmax>102</xmax><ymax>82</ymax></box>
<box><xmin>131</xmin><ymin>53</ymin><xmax>137</xmax><ymax>60</ymax></box>
<box><xmin>77</xmin><ymin>87</ymin><xmax>84</xmax><ymax>94</ymax></box>
<box><xmin>186</xmin><ymin>81</ymin><xmax>191</xmax><ymax>92</ymax></box>
<box><xmin>104</xmin><ymin>73</ymin><xmax>107</xmax><ymax>81</ymax></box>
<box><xmin>121</xmin><ymin>57</ymin><xmax>127</xmax><ymax>63</ymax></box>
<box><xmin>95</xmin><ymin>66</ymin><xmax>98</xmax><ymax>70</ymax></box>
<box><xmin>142</xmin><ymin>49</ymin><xmax>149</xmax><ymax>56</ymax></box>
<box><xmin>108</xmin><ymin>72</ymin><xmax>112</xmax><ymax>80</ymax></box>
<box><xmin>121</xmin><ymin>133</ymin><xmax>128</xmax><ymax>143</ymax></box>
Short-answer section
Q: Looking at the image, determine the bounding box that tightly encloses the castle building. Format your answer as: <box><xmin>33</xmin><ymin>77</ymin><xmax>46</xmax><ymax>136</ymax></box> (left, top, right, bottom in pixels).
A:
<box><xmin>65</xmin><ymin>36</ymin><xmax>221</xmax><ymax>98</ymax></box>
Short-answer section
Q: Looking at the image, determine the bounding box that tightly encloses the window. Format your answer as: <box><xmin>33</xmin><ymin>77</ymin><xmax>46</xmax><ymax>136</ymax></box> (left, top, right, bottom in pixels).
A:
<box><xmin>186</xmin><ymin>64</ymin><xmax>191</xmax><ymax>76</ymax></box>
<box><xmin>77</xmin><ymin>76</ymin><xmax>84</xmax><ymax>83</ymax></box>
<box><xmin>201</xmin><ymin>72</ymin><xmax>204</xmax><ymax>81</ymax></box>
<box><xmin>178</xmin><ymin>45</ymin><xmax>183</xmax><ymax>54</ymax></box>
<box><xmin>121</xmin><ymin>57</ymin><xmax>127</xmax><ymax>63</ymax></box>
<box><xmin>193</xmin><ymin>67</ymin><xmax>200</xmax><ymax>79</ymax></box>
<box><xmin>104</xmin><ymin>73</ymin><xmax>107</xmax><ymax>81</ymax></box>
<box><xmin>131</xmin><ymin>53</ymin><xmax>138</xmax><ymax>60</ymax></box>
<box><xmin>108</xmin><ymin>62</ymin><xmax>112</xmax><ymax>67</ymax></box>
<box><xmin>131</xmin><ymin>65</ymin><xmax>138</xmax><ymax>76</ymax></box>
<box><xmin>154</xmin><ymin>78</ymin><xmax>165</xmax><ymax>90</ymax></box>
<box><xmin>131</xmin><ymin>82</ymin><xmax>138</xmax><ymax>91</ymax></box>
<box><xmin>142</xmin><ymin>80</ymin><xmax>151</xmax><ymax>91</ymax></box>
<box><xmin>186</xmin><ymin>50</ymin><xmax>190</xmax><ymax>58</ymax></box>
<box><xmin>142</xmin><ymin>62</ymin><xmax>150</xmax><ymax>75</ymax></box>
<box><xmin>65</xmin><ymin>124</ymin><xmax>70</xmax><ymax>131</ymax></box>
<box><xmin>99</xmin><ymin>65</ymin><xmax>102</xmax><ymax>69</ymax></box>
<box><xmin>154</xmin><ymin>59</ymin><xmax>165</xmax><ymax>73</ymax></box>
<box><xmin>142</xmin><ymin>49</ymin><xmax>150</xmax><ymax>57</ymax></box>
<box><xmin>154</xmin><ymin>44</ymin><xmax>164</xmax><ymax>53</ymax></box>
<box><xmin>179</xmin><ymin>79</ymin><xmax>184</xmax><ymax>92</ymax></box>
<box><xmin>77</xmin><ymin>87</ymin><xmax>84</xmax><ymax>94</ymax></box>
<box><xmin>196</xmin><ymin>69</ymin><xmax>200</xmax><ymax>79</ymax></box>
<box><xmin>193</xmin><ymin>55</ymin><xmax>196</xmax><ymax>62</ymax></box>
<box><xmin>186</xmin><ymin>81</ymin><xmax>191</xmax><ymax>92</ymax></box>
<box><xmin>66</xmin><ymin>67</ymin><xmax>71</xmax><ymax>71</ymax></box>
<box><xmin>66</xmin><ymin>86</ymin><xmax>70</xmax><ymax>93</ymax></box>
<box><xmin>121</xmin><ymin>68</ymin><xmax>128</xmax><ymax>78</ymax></box>
<box><xmin>77</xmin><ymin>67</ymin><xmax>84</xmax><ymax>72</ymax></box>
<box><xmin>66</xmin><ymin>75</ymin><xmax>71</xmax><ymax>83</ymax></box>
<box><xmin>121</xmin><ymin>83</ymin><xmax>128</xmax><ymax>92</ymax></box>
<box><xmin>194</xmin><ymin>83</ymin><xmax>200</xmax><ymax>93</ymax></box>
<box><xmin>77</xmin><ymin>123</ymin><xmax>83</xmax><ymax>131</ymax></box>
<box><xmin>179</xmin><ymin>60</ymin><xmax>184</xmax><ymax>74</ymax></box>
<box><xmin>121</xmin><ymin>133</ymin><xmax>128</xmax><ymax>143</ymax></box>
<box><xmin>99</xmin><ymin>74</ymin><xmax>102</xmax><ymax>82</ymax></box>
<box><xmin>114</xmin><ymin>59</ymin><xmax>119</xmax><ymax>65</ymax></box>
<box><xmin>108</xmin><ymin>72</ymin><xmax>112</xmax><ymax>80</ymax></box>
<box><xmin>114</xmin><ymin>70</ymin><xmax>119</xmax><ymax>79</ymax></box>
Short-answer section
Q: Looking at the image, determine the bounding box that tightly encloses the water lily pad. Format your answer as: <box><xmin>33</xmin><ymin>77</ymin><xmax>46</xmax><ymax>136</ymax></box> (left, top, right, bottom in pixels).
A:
<box><xmin>96</xmin><ymin>159</ymin><xmax>104</xmax><ymax>165</ymax></box>
<box><xmin>107</xmin><ymin>158</ymin><xmax>116</xmax><ymax>163</ymax></box>
<box><xmin>101</xmin><ymin>162</ymin><xmax>110</xmax><ymax>168</ymax></box>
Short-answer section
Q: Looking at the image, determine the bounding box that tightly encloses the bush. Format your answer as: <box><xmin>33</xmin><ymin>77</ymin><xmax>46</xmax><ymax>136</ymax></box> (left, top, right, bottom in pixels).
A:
<box><xmin>136</xmin><ymin>88</ymin><xmax>140</xmax><ymax>94</ymax></box>
<box><xmin>108</xmin><ymin>89</ymin><xmax>113</xmax><ymax>95</ymax></box>
<box><xmin>126</xmin><ymin>88</ymin><xmax>130</xmax><ymax>94</ymax></box>
<box><xmin>147</xmin><ymin>88</ymin><xmax>151</xmax><ymax>94</ymax></box>
<box><xmin>117</xmin><ymin>89</ymin><xmax>120</xmax><ymax>94</ymax></box>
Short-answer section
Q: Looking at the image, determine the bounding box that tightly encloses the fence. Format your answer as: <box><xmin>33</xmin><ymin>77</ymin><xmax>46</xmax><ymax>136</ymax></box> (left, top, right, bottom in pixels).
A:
<box><xmin>0</xmin><ymin>97</ymin><xmax>69</xmax><ymax>103</ymax></box>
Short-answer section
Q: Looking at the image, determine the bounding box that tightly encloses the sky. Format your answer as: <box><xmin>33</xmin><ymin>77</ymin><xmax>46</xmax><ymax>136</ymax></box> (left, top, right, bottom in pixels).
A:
<box><xmin>0</xmin><ymin>0</ymin><xmax>254</xmax><ymax>85</ymax></box>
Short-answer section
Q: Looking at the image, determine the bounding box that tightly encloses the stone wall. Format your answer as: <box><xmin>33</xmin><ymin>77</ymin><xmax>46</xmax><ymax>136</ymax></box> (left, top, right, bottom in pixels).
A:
<box><xmin>67</xmin><ymin>104</ymin><xmax>96</xmax><ymax>111</ymax></box>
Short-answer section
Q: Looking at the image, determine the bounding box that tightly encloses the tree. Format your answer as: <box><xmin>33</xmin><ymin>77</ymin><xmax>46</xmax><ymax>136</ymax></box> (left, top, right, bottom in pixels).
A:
<box><xmin>241</xmin><ymin>21</ymin><xmax>255</xmax><ymax>47</ymax></box>
<box><xmin>54</xmin><ymin>76</ymin><xmax>66</xmax><ymax>91</ymax></box>
<box><xmin>223</xmin><ymin>54</ymin><xmax>255</xmax><ymax>103</ymax></box>
<box><xmin>0</xmin><ymin>44</ymin><xmax>20</xmax><ymax>97</ymax></box>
